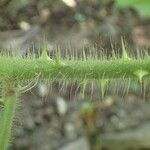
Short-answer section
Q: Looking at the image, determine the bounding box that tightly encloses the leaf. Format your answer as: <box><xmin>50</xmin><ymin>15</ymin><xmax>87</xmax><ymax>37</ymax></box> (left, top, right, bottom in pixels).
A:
<box><xmin>115</xmin><ymin>0</ymin><xmax>150</xmax><ymax>18</ymax></box>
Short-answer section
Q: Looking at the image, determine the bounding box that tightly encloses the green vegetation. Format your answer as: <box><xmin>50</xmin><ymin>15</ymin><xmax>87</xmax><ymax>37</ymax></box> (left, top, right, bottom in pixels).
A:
<box><xmin>0</xmin><ymin>0</ymin><xmax>149</xmax><ymax>150</ymax></box>
<box><xmin>116</xmin><ymin>0</ymin><xmax>150</xmax><ymax>18</ymax></box>
<box><xmin>0</xmin><ymin>81</ymin><xmax>19</xmax><ymax>150</ymax></box>
<box><xmin>0</xmin><ymin>55</ymin><xmax>150</xmax><ymax>80</ymax></box>
<box><xmin>0</xmin><ymin>43</ymin><xmax>150</xmax><ymax>149</ymax></box>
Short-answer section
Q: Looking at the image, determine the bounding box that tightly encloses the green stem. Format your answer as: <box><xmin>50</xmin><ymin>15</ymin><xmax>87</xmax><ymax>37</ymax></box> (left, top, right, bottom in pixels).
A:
<box><xmin>0</xmin><ymin>81</ymin><xmax>18</xmax><ymax>150</ymax></box>
<box><xmin>0</xmin><ymin>56</ymin><xmax>150</xmax><ymax>80</ymax></box>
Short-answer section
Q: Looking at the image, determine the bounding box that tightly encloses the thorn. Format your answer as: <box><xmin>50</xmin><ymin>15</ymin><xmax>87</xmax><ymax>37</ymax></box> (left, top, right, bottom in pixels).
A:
<box><xmin>41</xmin><ymin>48</ymin><xmax>51</xmax><ymax>61</ymax></box>
<box><xmin>53</xmin><ymin>48</ymin><xmax>65</xmax><ymax>67</ymax></box>
<box><xmin>134</xmin><ymin>70</ymin><xmax>148</xmax><ymax>83</ymax></box>
<box><xmin>40</xmin><ymin>37</ymin><xmax>53</xmax><ymax>62</ymax></box>
<box><xmin>121</xmin><ymin>37</ymin><xmax>130</xmax><ymax>60</ymax></box>
<box><xmin>54</xmin><ymin>56</ymin><xmax>65</xmax><ymax>67</ymax></box>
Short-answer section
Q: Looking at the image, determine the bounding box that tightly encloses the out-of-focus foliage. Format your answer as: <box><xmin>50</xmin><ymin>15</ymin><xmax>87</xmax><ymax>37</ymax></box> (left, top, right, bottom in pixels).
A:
<box><xmin>116</xmin><ymin>0</ymin><xmax>150</xmax><ymax>18</ymax></box>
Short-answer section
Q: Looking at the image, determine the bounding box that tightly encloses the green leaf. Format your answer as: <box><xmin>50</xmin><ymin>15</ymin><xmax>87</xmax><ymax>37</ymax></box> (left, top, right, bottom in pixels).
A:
<box><xmin>115</xmin><ymin>0</ymin><xmax>150</xmax><ymax>18</ymax></box>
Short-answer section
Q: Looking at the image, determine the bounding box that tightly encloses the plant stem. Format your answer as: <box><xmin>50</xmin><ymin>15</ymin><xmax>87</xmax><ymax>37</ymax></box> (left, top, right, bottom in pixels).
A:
<box><xmin>0</xmin><ymin>56</ymin><xmax>150</xmax><ymax>80</ymax></box>
<box><xmin>0</xmin><ymin>81</ymin><xmax>18</xmax><ymax>150</ymax></box>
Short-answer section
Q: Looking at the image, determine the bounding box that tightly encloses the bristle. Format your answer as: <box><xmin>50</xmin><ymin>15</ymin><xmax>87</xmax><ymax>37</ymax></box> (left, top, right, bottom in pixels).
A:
<box><xmin>99</xmin><ymin>78</ymin><xmax>109</xmax><ymax>99</ymax></box>
<box><xmin>90</xmin><ymin>80</ymin><xmax>94</xmax><ymax>100</ymax></box>
<box><xmin>80</xmin><ymin>79</ymin><xmax>87</xmax><ymax>99</ymax></box>
<box><xmin>121</xmin><ymin>37</ymin><xmax>130</xmax><ymax>60</ymax></box>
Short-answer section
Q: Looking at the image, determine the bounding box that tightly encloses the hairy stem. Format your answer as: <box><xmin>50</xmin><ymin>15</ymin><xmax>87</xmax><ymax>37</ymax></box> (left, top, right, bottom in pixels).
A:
<box><xmin>0</xmin><ymin>56</ymin><xmax>150</xmax><ymax>80</ymax></box>
<box><xmin>0</xmin><ymin>81</ymin><xmax>18</xmax><ymax>150</ymax></box>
